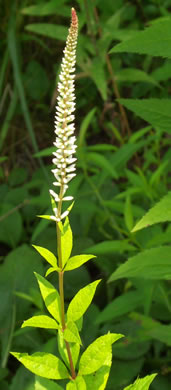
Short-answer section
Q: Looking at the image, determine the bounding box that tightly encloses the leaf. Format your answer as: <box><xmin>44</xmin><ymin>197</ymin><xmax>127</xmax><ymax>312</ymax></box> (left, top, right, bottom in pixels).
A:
<box><xmin>21</xmin><ymin>1</ymin><xmax>70</xmax><ymax>17</ymax></box>
<box><xmin>132</xmin><ymin>192</ymin><xmax>171</xmax><ymax>232</ymax></box>
<box><xmin>115</xmin><ymin>68</ymin><xmax>159</xmax><ymax>87</ymax></box>
<box><xmin>123</xmin><ymin>374</ymin><xmax>157</xmax><ymax>390</ymax></box>
<box><xmin>25</xmin><ymin>24</ymin><xmax>68</xmax><ymax>41</ymax></box>
<box><xmin>60</xmin><ymin>217</ymin><xmax>73</xmax><ymax>267</ymax></box>
<box><xmin>45</xmin><ymin>267</ymin><xmax>59</xmax><ymax>277</ymax></box>
<box><xmin>85</xmin><ymin>240</ymin><xmax>135</xmax><ymax>255</ymax></box>
<box><xmin>66</xmin><ymin>376</ymin><xmax>86</xmax><ymax>390</ymax></box>
<box><xmin>96</xmin><ymin>291</ymin><xmax>143</xmax><ymax>324</ymax></box>
<box><xmin>118</xmin><ymin>99</ymin><xmax>171</xmax><ymax>133</ymax></box>
<box><xmin>78</xmin><ymin>333</ymin><xmax>123</xmax><ymax>375</ymax></box>
<box><xmin>35</xmin><ymin>376</ymin><xmax>63</xmax><ymax>390</ymax></box>
<box><xmin>84</xmin><ymin>351</ymin><xmax>112</xmax><ymax>390</ymax></box>
<box><xmin>64</xmin><ymin>321</ymin><xmax>82</xmax><ymax>345</ymax></box>
<box><xmin>109</xmin><ymin>246</ymin><xmax>171</xmax><ymax>281</ymax></box>
<box><xmin>86</xmin><ymin>152</ymin><xmax>118</xmax><ymax>179</ymax></box>
<box><xmin>67</xmin><ymin>280</ymin><xmax>101</xmax><ymax>322</ymax></box>
<box><xmin>78</xmin><ymin>108</ymin><xmax>97</xmax><ymax>147</ymax></box>
<box><xmin>11</xmin><ymin>352</ymin><xmax>69</xmax><ymax>380</ymax></box>
<box><xmin>22</xmin><ymin>315</ymin><xmax>59</xmax><ymax>329</ymax></box>
<box><xmin>34</xmin><ymin>273</ymin><xmax>61</xmax><ymax>323</ymax></box>
<box><xmin>64</xmin><ymin>254</ymin><xmax>96</xmax><ymax>271</ymax></box>
<box><xmin>110</xmin><ymin>19</ymin><xmax>171</xmax><ymax>59</ymax></box>
<box><xmin>90</xmin><ymin>57</ymin><xmax>107</xmax><ymax>100</ymax></box>
<box><xmin>32</xmin><ymin>245</ymin><xmax>59</xmax><ymax>268</ymax></box>
<box><xmin>0</xmin><ymin>203</ymin><xmax>22</xmax><ymax>248</ymax></box>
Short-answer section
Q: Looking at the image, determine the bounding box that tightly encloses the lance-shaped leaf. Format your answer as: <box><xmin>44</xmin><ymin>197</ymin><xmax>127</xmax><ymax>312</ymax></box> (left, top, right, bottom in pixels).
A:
<box><xmin>78</xmin><ymin>333</ymin><xmax>123</xmax><ymax>375</ymax></box>
<box><xmin>35</xmin><ymin>272</ymin><xmax>61</xmax><ymax>323</ymax></box>
<box><xmin>45</xmin><ymin>266</ymin><xmax>59</xmax><ymax>277</ymax></box>
<box><xmin>64</xmin><ymin>254</ymin><xmax>96</xmax><ymax>271</ymax></box>
<box><xmin>123</xmin><ymin>373</ymin><xmax>157</xmax><ymax>390</ymax></box>
<box><xmin>109</xmin><ymin>246</ymin><xmax>171</xmax><ymax>281</ymax></box>
<box><xmin>67</xmin><ymin>280</ymin><xmax>101</xmax><ymax>322</ymax></box>
<box><xmin>132</xmin><ymin>192</ymin><xmax>171</xmax><ymax>232</ymax></box>
<box><xmin>32</xmin><ymin>245</ymin><xmax>59</xmax><ymax>269</ymax></box>
<box><xmin>35</xmin><ymin>376</ymin><xmax>63</xmax><ymax>390</ymax></box>
<box><xmin>58</xmin><ymin>329</ymin><xmax>80</xmax><ymax>369</ymax></box>
<box><xmin>59</xmin><ymin>217</ymin><xmax>73</xmax><ymax>267</ymax></box>
<box><xmin>64</xmin><ymin>321</ymin><xmax>82</xmax><ymax>345</ymax></box>
<box><xmin>11</xmin><ymin>352</ymin><xmax>69</xmax><ymax>380</ymax></box>
<box><xmin>22</xmin><ymin>315</ymin><xmax>59</xmax><ymax>329</ymax></box>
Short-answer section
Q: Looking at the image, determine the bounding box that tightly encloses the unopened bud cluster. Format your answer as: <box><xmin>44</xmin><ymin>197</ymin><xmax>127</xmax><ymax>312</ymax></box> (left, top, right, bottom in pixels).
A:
<box><xmin>50</xmin><ymin>8</ymin><xmax>78</xmax><ymax>222</ymax></box>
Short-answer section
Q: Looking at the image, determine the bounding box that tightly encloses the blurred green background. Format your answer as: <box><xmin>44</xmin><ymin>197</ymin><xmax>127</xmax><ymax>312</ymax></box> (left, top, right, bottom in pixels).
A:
<box><xmin>1</xmin><ymin>0</ymin><xmax>171</xmax><ymax>389</ymax></box>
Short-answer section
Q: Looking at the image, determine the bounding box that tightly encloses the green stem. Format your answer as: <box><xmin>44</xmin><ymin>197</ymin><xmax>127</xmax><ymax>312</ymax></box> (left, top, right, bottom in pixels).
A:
<box><xmin>56</xmin><ymin>190</ymin><xmax>76</xmax><ymax>379</ymax></box>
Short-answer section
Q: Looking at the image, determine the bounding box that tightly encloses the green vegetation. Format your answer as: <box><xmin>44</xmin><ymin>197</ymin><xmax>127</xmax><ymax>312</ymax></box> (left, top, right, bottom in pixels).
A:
<box><xmin>0</xmin><ymin>0</ymin><xmax>171</xmax><ymax>389</ymax></box>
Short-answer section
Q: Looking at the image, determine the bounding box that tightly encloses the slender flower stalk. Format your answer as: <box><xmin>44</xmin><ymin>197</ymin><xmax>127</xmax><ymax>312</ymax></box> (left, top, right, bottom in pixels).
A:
<box><xmin>52</xmin><ymin>8</ymin><xmax>78</xmax><ymax>380</ymax></box>
<box><xmin>50</xmin><ymin>8</ymin><xmax>78</xmax><ymax>223</ymax></box>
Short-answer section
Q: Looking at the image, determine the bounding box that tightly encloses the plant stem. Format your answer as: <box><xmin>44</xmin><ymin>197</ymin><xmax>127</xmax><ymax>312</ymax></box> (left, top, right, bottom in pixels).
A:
<box><xmin>56</xmin><ymin>191</ymin><xmax>76</xmax><ymax>379</ymax></box>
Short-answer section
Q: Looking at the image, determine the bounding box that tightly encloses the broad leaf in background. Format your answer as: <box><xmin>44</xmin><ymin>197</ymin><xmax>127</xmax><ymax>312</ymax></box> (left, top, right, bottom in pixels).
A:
<box><xmin>110</xmin><ymin>19</ymin><xmax>171</xmax><ymax>59</ymax></box>
<box><xmin>35</xmin><ymin>376</ymin><xmax>63</xmax><ymax>390</ymax></box>
<box><xmin>118</xmin><ymin>99</ymin><xmax>171</xmax><ymax>133</ymax></box>
<box><xmin>11</xmin><ymin>352</ymin><xmax>69</xmax><ymax>380</ymax></box>
<box><xmin>132</xmin><ymin>192</ymin><xmax>171</xmax><ymax>232</ymax></box>
<box><xmin>21</xmin><ymin>1</ymin><xmax>70</xmax><ymax>17</ymax></box>
<box><xmin>109</xmin><ymin>246</ymin><xmax>171</xmax><ymax>281</ymax></box>
<box><xmin>123</xmin><ymin>373</ymin><xmax>157</xmax><ymax>390</ymax></box>
<box><xmin>25</xmin><ymin>24</ymin><xmax>67</xmax><ymax>41</ymax></box>
<box><xmin>95</xmin><ymin>290</ymin><xmax>143</xmax><ymax>324</ymax></box>
<box><xmin>67</xmin><ymin>280</ymin><xmax>101</xmax><ymax>322</ymax></box>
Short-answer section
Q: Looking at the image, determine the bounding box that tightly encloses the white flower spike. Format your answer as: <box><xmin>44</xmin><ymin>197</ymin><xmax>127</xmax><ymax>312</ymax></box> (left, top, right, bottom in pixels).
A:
<box><xmin>50</xmin><ymin>8</ymin><xmax>78</xmax><ymax>221</ymax></box>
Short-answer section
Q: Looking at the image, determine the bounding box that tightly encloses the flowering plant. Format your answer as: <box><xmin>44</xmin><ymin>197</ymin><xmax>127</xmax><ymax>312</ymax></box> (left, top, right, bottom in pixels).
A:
<box><xmin>10</xmin><ymin>8</ymin><xmax>157</xmax><ymax>390</ymax></box>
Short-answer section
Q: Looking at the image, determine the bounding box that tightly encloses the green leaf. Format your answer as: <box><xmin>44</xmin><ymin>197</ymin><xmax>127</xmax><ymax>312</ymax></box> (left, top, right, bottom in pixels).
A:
<box><xmin>90</xmin><ymin>57</ymin><xmax>107</xmax><ymax>100</ymax></box>
<box><xmin>115</xmin><ymin>68</ymin><xmax>159</xmax><ymax>87</ymax></box>
<box><xmin>35</xmin><ymin>376</ymin><xmax>63</xmax><ymax>390</ymax></box>
<box><xmin>45</xmin><ymin>267</ymin><xmax>59</xmax><ymax>277</ymax></box>
<box><xmin>34</xmin><ymin>273</ymin><xmax>61</xmax><ymax>323</ymax></box>
<box><xmin>64</xmin><ymin>254</ymin><xmax>96</xmax><ymax>271</ymax></box>
<box><xmin>132</xmin><ymin>192</ymin><xmax>171</xmax><ymax>232</ymax></box>
<box><xmin>96</xmin><ymin>291</ymin><xmax>143</xmax><ymax>324</ymax></box>
<box><xmin>77</xmin><ymin>108</ymin><xmax>97</xmax><ymax>147</ymax></box>
<box><xmin>84</xmin><ymin>351</ymin><xmax>112</xmax><ymax>390</ymax></box>
<box><xmin>64</xmin><ymin>321</ymin><xmax>82</xmax><ymax>345</ymax></box>
<box><xmin>86</xmin><ymin>152</ymin><xmax>118</xmax><ymax>179</ymax></box>
<box><xmin>22</xmin><ymin>315</ymin><xmax>59</xmax><ymax>329</ymax></box>
<box><xmin>85</xmin><ymin>240</ymin><xmax>135</xmax><ymax>255</ymax></box>
<box><xmin>11</xmin><ymin>352</ymin><xmax>69</xmax><ymax>379</ymax></box>
<box><xmin>79</xmin><ymin>333</ymin><xmax>123</xmax><ymax>375</ymax></box>
<box><xmin>123</xmin><ymin>374</ymin><xmax>157</xmax><ymax>390</ymax></box>
<box><xmin>110</xmin><ymin>19</ymin><xmax>171</xmax><ymax>59</ymax></box>
<box><xmin>67</xmin><ymin>280</ymin><xmax>101</xmax><ymax>322</ymax></box>
<box><xmin>109</xmin><ymin>246</ymin><xmax>171</xmax><ymax>281</ymax></box>
<box><xmin>66</xmin><ymin>376</ymin><xmax>86</xmax><ymax>390</ymax></box>
<box><xmin>25</xmin><ymin>24</ymin><xmax>68</xmax><ymax>41</ymax></box>
<box><xmin>60</xmin><ymin>217</ymin><xmax>73</xmax><ymax>267</ymax></box>
<box><xmin>32</xmin><ymin>245</ymin><xmax>59</xmax><ymax>268</ymax></box>
<box><xmin>118</xmin><ymin>99</ymin><xmax>171</xmax><ymax>133</ymax></box>
<box><xmin>21</xmin><ymin>1</ymin><xmax>70</xmax><ymax>17</ymax></box>
<box><xmin>58</xmin><ymin>329</ymin><xmax>80</xmax><ymax>369</ymax></box>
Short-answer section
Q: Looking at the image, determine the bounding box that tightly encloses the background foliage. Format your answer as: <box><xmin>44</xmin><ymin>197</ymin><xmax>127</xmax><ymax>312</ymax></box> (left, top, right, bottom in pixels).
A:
<box><xmin>1</xmin><ymin>0</ymin><xmax>171</xmax><ymax>389</ymax></box>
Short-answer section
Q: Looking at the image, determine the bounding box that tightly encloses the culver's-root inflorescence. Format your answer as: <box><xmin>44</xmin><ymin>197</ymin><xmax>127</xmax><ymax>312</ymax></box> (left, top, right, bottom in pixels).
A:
<box><xmin>50</xmin><ymin>8</ymin><xmax>78</xmax><ymax>222</ymax></box>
